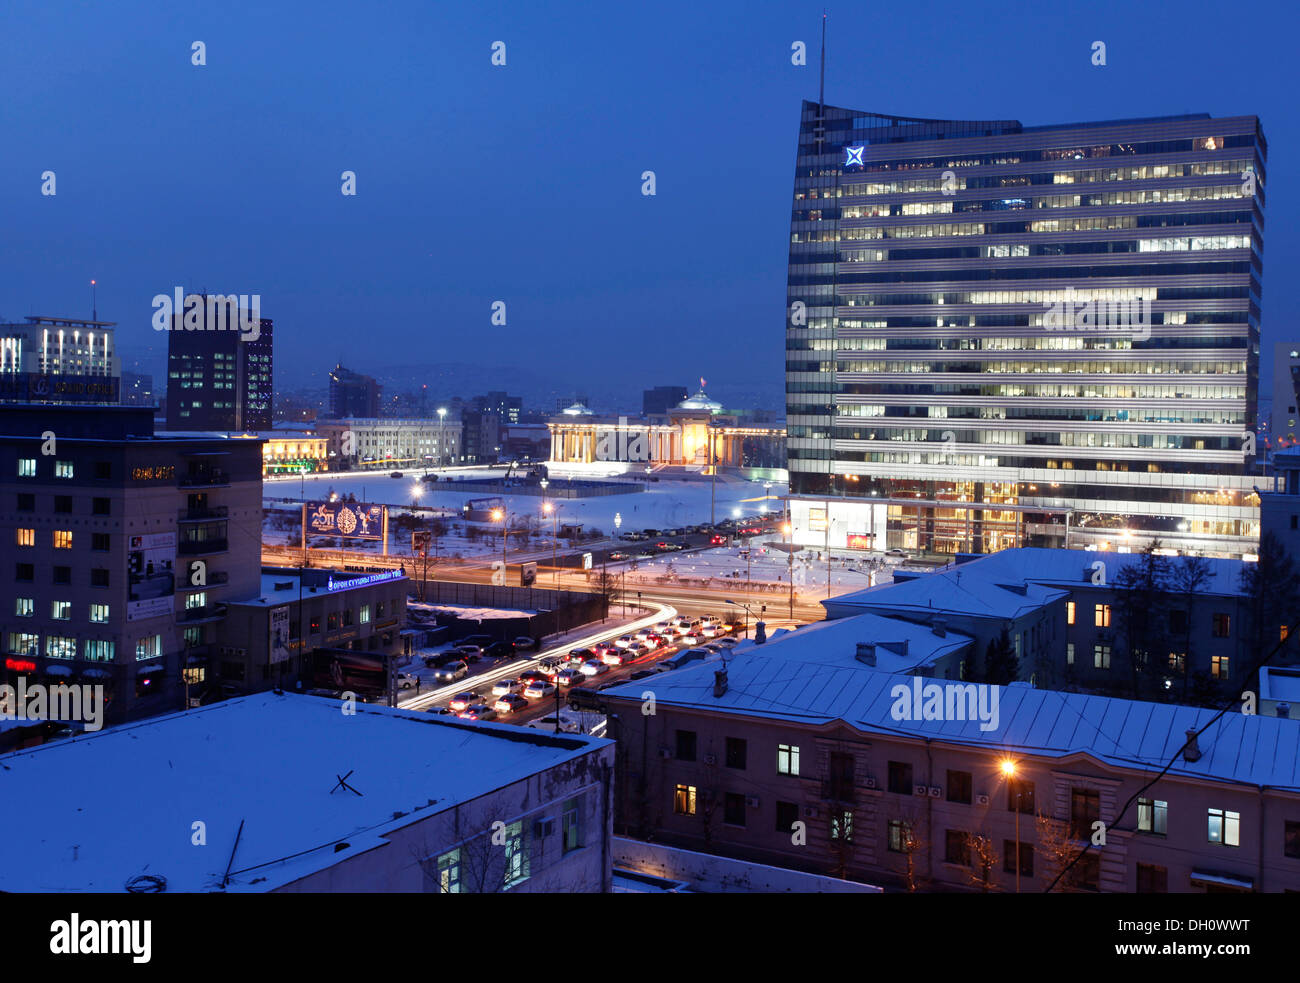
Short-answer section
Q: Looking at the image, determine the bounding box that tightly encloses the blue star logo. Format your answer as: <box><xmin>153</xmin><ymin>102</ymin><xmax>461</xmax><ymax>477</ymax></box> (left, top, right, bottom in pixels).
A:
<box><xmin>844</xmin><ymin>145</ymin><xmax>864</xmax><ymax>168</ymax></box>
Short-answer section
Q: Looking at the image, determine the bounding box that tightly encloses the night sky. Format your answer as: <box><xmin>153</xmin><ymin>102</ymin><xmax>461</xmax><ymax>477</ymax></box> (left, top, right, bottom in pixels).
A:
<box><xmin>2</xmin><ymin>0</ymin><xmax>1295</xmax><ymax>405</ymax></box>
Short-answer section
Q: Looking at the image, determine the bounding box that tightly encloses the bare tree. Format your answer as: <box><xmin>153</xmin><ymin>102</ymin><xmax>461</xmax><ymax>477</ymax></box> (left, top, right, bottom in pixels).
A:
<box><xmin>1170</xmin><ymin>554</ymin><xmax>1212</xmax><ymax>701</ymax></box>
<box><xmin>966</xmin><ymin>831</ymin><xmax>1000</xmax><ymax>892</ymax></box>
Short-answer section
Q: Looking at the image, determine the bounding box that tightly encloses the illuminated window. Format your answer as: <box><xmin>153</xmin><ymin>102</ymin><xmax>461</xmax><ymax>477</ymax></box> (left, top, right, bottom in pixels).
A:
<box><xmin>135</xmin><ymin>634</ymin><xmax>163</xmax><ymax>660</ymax></box>
<box><xmin>1067</xmin><ymin>601</ymin><xmax>1076</xmax><ymax>625</ymax></box>
<box><xmin>503</xmin><ymin>821</ymin><xmax>530</xmax><ymax>888</ymax></box>
<box><xmin>674</xmin><ymin>784</ymin><xmax>697</xmax><ymax>815</ymax></box>
<box><xmin>1138</xmin><ymin>798</ymin><xmax>1167</xmax><ymax>836</ymax></box>
<box><xmin>45</xmin><ymin>636</ymin><xmax>76</xmax><ymax>660</ymax></box>
<box><xmin>1211</xmin><ymin>655</ymin><xmax>1229</xmax><ymax>679</ymax></box>
<box><xmin>51</xmin><ymin>600</ymin><xmax>71</xmax><ymax>620</ymax></box>
<box><xmin>15</xmin><ymin>528</ymin><xmax>35</xmax><ymax>547</ymax></box>
<box><xmin>1094</xmin><ymin>644</ymin><xmax>1111</xmax><ymax>669</ymax></box>
<box><xmin>84</xmin><ymin>640</ymin><xmax>115</xmax><ymax>662</ymax></box>
<box><xmin>15</xmin><ymin>598</ymin><xmax>34</xmax><ymax>617</ymax></box>
<box><xmin>1207</xmin><ymin>808</ymin><xmax>1240</xmax><ymax>847</ymax></box>
<box><xmin>1066</xmin><ymin>642</ymin><xmax>1075</xmax><ymax>665</ymax></box>
<box><xmin>777</xmin><ymin>744</ymin><xmax>800</xmax><ymax>776</ymax></box>
<box><xmin>53</xmin><ymin>530</ymin><xmax>72</xmax><ymax>549</ymax></box>
<box><xmin>17</xmin><ymin>458</ymin><xmax>36</xmax><ymax>477</ymax></box>
<box><xmin>54</xmin><ymin>460</ymin><xmax>74</xmax><ymax>479</ymax></box>
<box><xmin>1094</xmin><ymin>604</ymin><xmax>1111</xmax><ymax>627</ymax></box>
<box><xmin>435</xmin><ymin>849</ymin><xmax>461</xmax><ymax>894</ymax></box>
<box><xmin>8</xmin><ymin>632</ymin><xmax>39</xmax><ymax>655</ymax></box>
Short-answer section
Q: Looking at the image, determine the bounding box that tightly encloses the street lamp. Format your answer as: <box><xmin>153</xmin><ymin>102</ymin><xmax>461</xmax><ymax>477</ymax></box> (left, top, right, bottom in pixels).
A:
<box><xmin>724</xmin><ymin>598</ymin><xmax>763</xmax><ymax>639</ymax></box>
<box><xmin>542</xmin><ymin>498</ymin><xmax>559</xmax><ymax>588</ymax></box>
<box><xmin>1001</xmin><ymin>758</ymin><xmax>1022</xmax><ymax>893</ymax></box>
<box><xmin>492</xmin><ymin>507</ymin><xmax>508</xmax><ymax>575</ymax></box>
<box><xmin>781</xmin><ymin>521</ymin><xmax>794</xmax><ymax>621</ymax></box>
<box><xmin>437</xmin><ymin>407</ymin><xmax>447</xmax><ymax>469</ymax></box>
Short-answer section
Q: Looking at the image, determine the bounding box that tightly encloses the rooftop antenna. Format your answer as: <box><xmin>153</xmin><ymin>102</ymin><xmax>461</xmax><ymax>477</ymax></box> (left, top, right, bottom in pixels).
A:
<box><xmin>91</xmin><ymin>279</ymin><xmax>96</xmax><ymax>322</ymax></box>
<box><xmin>819</xmin><ymin>10</ymin><xmax>827</xmax><ymax>110</ymax></box>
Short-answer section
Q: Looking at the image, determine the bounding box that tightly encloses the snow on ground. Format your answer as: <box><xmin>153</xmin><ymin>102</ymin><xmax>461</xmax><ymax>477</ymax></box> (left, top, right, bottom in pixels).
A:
<box><xmin>408</xmin><ymin>602</ymin><xmax>538</xmax><ymax>619</ymax></box>
<box><xmin>264</xmin><ymin>470</ymin><xmax>789</xmax><ymax>553</ymax></box>
<box><xmin>614</xmin><ymin>543</ymin><xmax>898</xmax><ymax>592</ymax></box>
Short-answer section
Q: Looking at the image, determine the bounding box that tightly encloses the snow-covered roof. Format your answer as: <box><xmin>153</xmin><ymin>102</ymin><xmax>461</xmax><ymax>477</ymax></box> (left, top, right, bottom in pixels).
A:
<box><xmin>0</xmin><ymin>692</ymin><xmax>609</xmax><ymax>892</ymax></box>
<box><xmin>1260</xmin><ymin>667</ymin><xmax>1300</xmax><ymax>704</ymax></box>
<box><xmin>600</xmin><ymin>631</ymin><xmax>1300</xmax><ymax>791</ymax></box>
<box><xmin>720</xmin><ymin>613</ymin><xmax>971</xmax><ymax>674</ymax></box>
<box><xmin>828</xmin><ymin>547</ymin><xmax>1247</xmax><ymax>619</ymax></box>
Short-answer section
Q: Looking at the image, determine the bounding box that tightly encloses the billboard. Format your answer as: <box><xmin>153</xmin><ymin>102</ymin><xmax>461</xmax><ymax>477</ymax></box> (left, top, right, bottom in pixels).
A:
<box><xmin>311</xmin><ymin>649</ymin><xmax>388</xmax><ymax>698</ymax></box>
<box><xmin>307</xmin><ymin>501</ymin><xmax>384</xmax><ymax>540</ymax></box>
<box><xmin>269</xmin><ymin>606</ymin><xmax>291</xmax><ymax>665</ymax></box>
<box><xmin>846</xmin><ymin>533</ymin><xmax>877</xmax><ymax>550</ymax></box>
<box><xmin>127</xmin><ymin>532</ymin><xmax>176</xmax><ymax>621</ymax></box>
<box><xmin>520</xmin><ymin>561</ymin><xmax>537</xmax><ymax>587</ymax></box>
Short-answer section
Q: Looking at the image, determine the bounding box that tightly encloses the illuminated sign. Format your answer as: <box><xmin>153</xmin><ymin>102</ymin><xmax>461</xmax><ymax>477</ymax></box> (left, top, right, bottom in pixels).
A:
<box><xmin>4</xmin><ymin>658</ymin><xmax>36</xmax><ymax>673</ymax></box>
<box><xmin>809</xmin><ymin>507</ymin><xmax>828</xmax><ymax>533</ymax></box>
<box><xmin>308</xmin><ymin>501</ymin><xmax>384</xmax><ymax>540</ymax></box>
<box><xmin>847</xmin><ymin>533</ymin><xmax>876</xmax><ymax>549</ymax></box>
<box><xmin>844</xmin><ymin>145</ymin><xmax>864</xmax><ymax>168</ymax></box>
<box><xmin>325</xmin><ymin>569</ymin><xmax>404</xmax><ymax>592</ymax></box>
<box><xmin>131</xmin><ymin>465</ymin><xmax>176</xmax><ymax>482</ymax></box>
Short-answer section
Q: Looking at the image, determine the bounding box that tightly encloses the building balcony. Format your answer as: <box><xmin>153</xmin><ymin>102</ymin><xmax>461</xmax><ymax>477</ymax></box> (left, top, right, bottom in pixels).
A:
<box><xmin>176</xmin><ymin>571</ymin><xmax>229</xmax><ymax>591</ymax></box>
<box><xmin>178</xmin><ymin>506</ymin><xmax>230</xmax><ymax>522</ymax></box>
<box><xmin>178</xmin><ymin>603</ymin><xmax>228</xmax><ymax>624</ymax></box>
<box><xmin>178</xmin><ymin>471</ymin><xmax>230</xmax><ymax>488</ymax></box>
<box><xmin>178</xmin><ymin>539</ymin><xmax>229</xmax><ymax>556</ymax></box>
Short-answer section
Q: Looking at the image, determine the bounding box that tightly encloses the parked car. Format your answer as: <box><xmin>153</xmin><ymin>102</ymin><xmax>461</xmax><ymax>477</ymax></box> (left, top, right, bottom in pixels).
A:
<box><xmin>461</xmin><ymin>634</ymin><xmax>495</xmax><ymax>649</ymax></box>
<box><xmin>390</xmin><ymin>471</ymin><xmax>404</xmax><ymax>478</ymax></box>
<box><xmin>494</xmin><ymin>693</ymin><xmax>529</xmax><ymax>715</ymax></box>
<box><xmin>458</xmin><ymin>704</ymin><xmax>497</xmax><ymax>721</ymax></box>
<box><xmin>513</xmin><ymin>636</ymin><xmax>538</xmax><ymax>651</ymax></box>
<box><xmin>434</xmin><ymin>661</ymin><xmax>468</xmax><ymax>683</ymax></box>
<box><xmin>491</xmin><ymin>678</ymin><xmax>520</xmax><ymax>697</ymax></box>
<box><xmin>454</xmin><ymin>643</ymin><xmax>483</xmax><ymax>661</ymax></box>
<box><xmin>524</xmin><ymin>679</ymin><xmax>556</xmax><ymax>699</ymax></box>
<box><xmin>423</xmin><ymin>650</ymin><xmax>463</xmax><ymax>668</ymax></box>
<box><xmin>885</xmin><ymin>548</ymin><xmax>909</xmax><ymax>558</ymax></box>
<box><xmin>395</xmin><ymin>671</ymin><xmax>420</xmax><ymax>690</ymax></box>
<box><xmin>485</xmin><ymin>640</ymin><xmax>516</xmax><ymax>660</ymax></box>
<box><xmin>629</xmin><ymin>669</ymin><xmax>656</xmax><ymax>681</ymax></box>
<box><xmin>449</xmin><ymin>690</ymin><xmax>481</xmax><ymax>711</ymax></box>
<box><xmin>714</xmin><ymin>636</ymin><xmax>741</xmax><ymax>648</ymax></box>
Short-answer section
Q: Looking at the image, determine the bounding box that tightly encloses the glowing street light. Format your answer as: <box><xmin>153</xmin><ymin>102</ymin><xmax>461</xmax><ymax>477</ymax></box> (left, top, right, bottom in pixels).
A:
<box><xmin>1001</xmin><ymin>758</ymin><xmax>1023</xmax><ymax>892</ymax></box>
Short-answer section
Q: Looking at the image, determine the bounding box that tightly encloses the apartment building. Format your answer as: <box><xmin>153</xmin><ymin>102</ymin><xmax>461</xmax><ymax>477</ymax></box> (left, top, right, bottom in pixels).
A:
<box><xmin>599</xmin><ymin>635</ymin><xmax>1300</xmax><ymax>892</ymax></box>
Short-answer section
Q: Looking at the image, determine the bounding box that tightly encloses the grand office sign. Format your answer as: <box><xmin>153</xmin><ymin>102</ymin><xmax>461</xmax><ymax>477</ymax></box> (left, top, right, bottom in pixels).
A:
<box><xmin>307</xmin><ymin>501</ymin><xmax>384</xmax><ymax>540</ymax></box>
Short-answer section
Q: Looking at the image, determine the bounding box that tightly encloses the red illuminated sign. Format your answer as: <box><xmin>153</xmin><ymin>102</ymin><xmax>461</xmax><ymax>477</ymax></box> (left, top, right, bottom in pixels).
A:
<box><xmin>5</xmin><ymin>658</ymin><xmax>37</xmax><ymax>672</ymax></box>
<box><xmin>846</xmin><ymin>533</ymin><xmax>876</xmax><ymax>549</ymax></box>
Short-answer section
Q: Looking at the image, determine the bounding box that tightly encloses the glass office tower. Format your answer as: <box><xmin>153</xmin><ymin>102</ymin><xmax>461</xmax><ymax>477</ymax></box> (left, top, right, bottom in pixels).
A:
<box><xmin>786</xmin><ymin>103</ymin><xmax>1265</xmax><ymax>557</ymax></box>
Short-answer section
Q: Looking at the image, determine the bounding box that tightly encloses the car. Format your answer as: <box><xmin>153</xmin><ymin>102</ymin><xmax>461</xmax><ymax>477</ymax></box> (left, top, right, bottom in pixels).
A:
<box><xmin>681</xmin><ymin>632</ymin><xmax>704</xmax><ymax>646</ymax></box>
<box><xmin>709</xmin><ymin>534</ymin><xmax>728</xmax><ymax>546</ymax></box>
<box><xmin>460</xmin><ymin>634</ymin><xmax>495</xmax><ymax>649</ymax></box>
<box><xmin>653</xmin><ymin>622</ymin><xmax>674</xmax><ymax>634</ymax></box>
<box><xmin>636</xmin><ymin>549</ymin><xmax>656</xmax><ymax>559</ymax></box>
<box><xmin>395</xmin><ymin>671</ymin><xmax>420</xmax><ymax>690</ymax></box>
<box><xmin>614</xmin><ymin>635</ymin><xmax>635</xmax><ymax>649</ymax></box>
<box><xmin>513</xmin><ymin>636</ymin><xmax>538</xmax><ymax>651</ymax></box>
<box><xmin>454</xmin><ymin>643</ymin><xmax>483</xmax><ymax>663</ymax></box>
<box><xmin>524</xmin><ymin>679</ymin><xmax>556</xmax><ymax>699</ymax></box>
<box><xmin>885</xmin><ymin>548</ymin><xmax>908</xmax><ymax>557</ymax></box>
<box><xmin>629</xmin><ymin>669</ymin><xmax>656</xmax><ymax>681</ymax></box>
<box><xmin>494</xmin><ymin>693</ymin><xmax>529</xmax><ymax>714</ymax></box>
<box><xmin>517</xmin><ymin>669</ymin><xmax>548</xmax><ymax>686</ymax></box>
<box><xmin>579</xmin><ymin>659</ymin><xmax>609</xmax><ymax>676</ymax></box>
<box><xmin>601</xmin><ymin>648</ymin><xmax>627</xmax><ymax>666</ymax></box>
<box><xmin>390</xmin><ymin>471</ymin><xmax>404</xmax><ymax>478</ymax></box>
<box><xmin>538</xmin><ymin>660</ymin><xmax>564</xmax><ymax>677</ymax></box>
<box><xmin>608</xmin><ymin>551</ymin><xmax>630</xmax><ymax>561</ymax></box>
<box><xmin>700</xmin><ymin>624</ymin><xmax>720</xmax><ymax>637</ymax></box>
<box><xmin>449</xmin><ymin>690</ymin><xmax>481</xmax><ymax>711</ymax></box>
<box><xmin>423</xmin><ymin>650</ymin><xmax>463</xmax><ymax>668</ymax></box>
<box><xmin>556</xmin><ymin>668</ymin><xmax>583</xmax><ymax>687</ymax></box>
<box><xmin>714</xmin><ymin>636</ymin><xmax>741</xmax><ymax>648</ymax></box>
<box><xmin>568</xmin><ymin>647</ymin><xmax>596</xmax><ymax>665</ymax></box>
<box><xmin>633</xmin><ymin>627</ymin><xmax>654</xmax><ymax>642</ymax></box>
<box><xmin>426</xmin><ymin>706</ymin><xmax>456</xmax><ymax>716</ymax></box>
<box><xmin>434</xmin><ymin>661</ymin><xmax>468</xmax><ymax>683</ymax></box>
<box><xmin>485</xmin><ymin>640</ymin><xmax>516</xmax><ymax>660</ymax></box>
<box><xmin>655</xmin><ymin>541</ymin><xmax>673</xmax><ymax>551</ymax></box>
<box><xmin>491</xmin><ymin>678</ymin><xmax>520</xmax><ymax>697</ymax></box>
<box><xmin>643</xmin><ymin>528</ymin><xmax>661</xmax><ymax>537</ymax></box>
<box><xmin>458</xmin><ymin>704</ymin><xmax>497</xmax><ymax>721</ymax></box>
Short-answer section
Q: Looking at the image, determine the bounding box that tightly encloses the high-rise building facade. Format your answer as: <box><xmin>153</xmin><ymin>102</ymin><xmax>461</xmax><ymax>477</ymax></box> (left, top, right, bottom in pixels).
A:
<box><xmin>327</xmin><ymin>363</ymin><xmax>381</xmax><ymax>418</ymax></box>
<box><xmin>165</xmin><ymin>298</ymin><xmax>273</xmax><ymax>431</ymax></box>
<box><xmin>1270</xmin><ymin>342</ymin><xmax>1299</xmax><ymax>447</ymax></box>
<box><xmin>786</xmin><ymin>103</ymin><xmax>1265</xmax><ymax>557</ymax></box>
<box><xmin>0</xmin><ymin>316</ymin><xmax>120</xmax><ymax>405</ymax></box>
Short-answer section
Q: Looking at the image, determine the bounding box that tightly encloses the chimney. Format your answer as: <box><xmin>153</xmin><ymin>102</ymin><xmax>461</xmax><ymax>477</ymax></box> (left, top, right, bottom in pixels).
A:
<box><xmin>855</xmin><ymin>642</ymin><xmax>876</xmax><ymax>666</ymax></box>
<box><xmin>754</xmin><ymin>621</ymin><xmax>767</xmax><ymax>645</ymax></box>
<box><xmin>931</xmin><ymin>616</ymin><xmax>947</xmax><ymax>637</ymax></box>
<box><xmin>1277</xmin><ymin>702</ymin><xmax>1291</xmax><ymax>719</ymax></box>
<box><xmin>713</xmin><ymin>670</ymin><xmax>728</xmax><ymax>698</ymax></box>
<box><xmin>1182</xmin><ymin>728</ymin><xmax>1202</xmax><ymax>763</ymax></box>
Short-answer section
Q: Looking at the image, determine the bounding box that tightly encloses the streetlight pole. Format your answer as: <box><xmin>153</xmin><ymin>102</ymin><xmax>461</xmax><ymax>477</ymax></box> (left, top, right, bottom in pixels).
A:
<box><xmin>782</xmin><ymin>521</ymin><xmax>794</xmax><ymax>621</ymax></box>
<box><xmin>1002</xmin><ymin>759</ymin><xmax>1021</xmax><ymax>893</ymax></box>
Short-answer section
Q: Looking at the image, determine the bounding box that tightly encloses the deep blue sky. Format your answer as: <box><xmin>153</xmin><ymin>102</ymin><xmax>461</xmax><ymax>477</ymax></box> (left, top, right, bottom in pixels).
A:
<box><xmin>1</xmin><ymin>0</ymin><xmax>1296</xmax><ymax>407</ymax></box>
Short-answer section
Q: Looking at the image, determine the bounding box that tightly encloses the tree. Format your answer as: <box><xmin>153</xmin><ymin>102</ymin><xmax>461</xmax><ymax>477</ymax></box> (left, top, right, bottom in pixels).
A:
<box><xmin>965</xmin><ymin>831</ymin><xmax>999</xmax><ymax>892</ymax></box>
<box><xmin>1111</xmin><ymin>541</ymin><xmax>1172</xmax><ymax>699</ymax></box>
<box><xmin>1239</xmin><ymin>531</ymin><xmax>1300</xmax><ymax>666</ymax></box>
<box><xmin>1170</xmin><ymin>554</ymin><xmax>1213</xmax><ymax>701</ymax></box>
<box><xmin>983</xmin><ymin>628</ymin><xmax>1019</xmax><ymax>685</ymax></box>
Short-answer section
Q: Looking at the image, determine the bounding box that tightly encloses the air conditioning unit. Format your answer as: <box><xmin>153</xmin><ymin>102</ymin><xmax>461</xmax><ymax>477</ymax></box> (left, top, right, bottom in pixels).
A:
<box><xmin>864</xmin><ymin>776</ymin><xmax>877</xmax><ymax>789</ymax></box>
<box><xmin>703</xmin><ymin>753</ymin><xmax>717</xmax><ymax>765</ymax></box>
<box><xmin>658</xmin><ymin>747</ymin><xmax>672</xmax><ymax>758</ymax></box>
<box><xmin>803</xmin><ymin>805</ymin><xmax>820</xmax><ymax>818</ymax></box>
<box><xmin>533</xmin><ymin>817</ymin><xmax>556</xmax><ymax>838</ymax></box>
<box><xmin>976</xmin><ymin>794</ymin><xmax>990</xmax><ymax>806</ymax></box>
<box><xmin>913</xmin><ymin>785</ymin><xmax>927</xmax><ymax>797</ymax></box>
<box><xmin>928</xmin><ymin>787</ymin><xmax>941</xmax><ymax>798</ymax></box>
<box><xmin>746</xmin><ymin>796</ymin><xmax>760</xmax><ymax>808</ymax></box>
